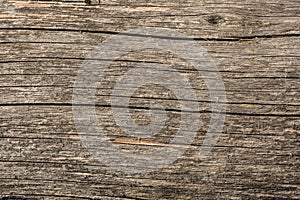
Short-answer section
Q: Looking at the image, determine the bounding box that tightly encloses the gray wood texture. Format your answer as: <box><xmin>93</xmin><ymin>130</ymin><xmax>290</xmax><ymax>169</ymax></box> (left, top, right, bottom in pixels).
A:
<box><xmin>0</xmin><ymin>0</ymin><xmax>299</xmax><ymax>199</ymax></box>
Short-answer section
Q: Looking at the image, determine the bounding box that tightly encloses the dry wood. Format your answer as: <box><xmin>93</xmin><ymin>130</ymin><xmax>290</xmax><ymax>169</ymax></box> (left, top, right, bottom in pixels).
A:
<box><xmin>0</xmin><ymin>0</ymin><xmax>299</xmax><ymax>199</ymax></box>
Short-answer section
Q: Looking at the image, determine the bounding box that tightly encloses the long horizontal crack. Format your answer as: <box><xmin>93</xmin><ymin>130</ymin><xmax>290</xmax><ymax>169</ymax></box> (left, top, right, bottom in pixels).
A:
<box><xmin>0</xmin><ymin>27</ymin><xmax>299</xmax><ymax>41</ymax></box>
<box><xmin>0</xmin><ymin>103</ymin><xmax>299</xmax><ymax>117</ymax></box>
<box><xmin>0</xmin><ymin>193</ymin><xmax>140</xmax><ymax>200</ymax></box>
<box><xmin>0</xmin><ymin>57</ymin><xmax>161</xmax><ymax>63</ymax></box>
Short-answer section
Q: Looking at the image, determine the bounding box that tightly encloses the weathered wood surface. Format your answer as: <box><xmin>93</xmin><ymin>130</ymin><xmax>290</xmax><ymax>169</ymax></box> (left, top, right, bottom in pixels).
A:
<box><xmin>0</xmin><ymin>0</ymin><xmax>299</xmax><ymax>199</ymax></box>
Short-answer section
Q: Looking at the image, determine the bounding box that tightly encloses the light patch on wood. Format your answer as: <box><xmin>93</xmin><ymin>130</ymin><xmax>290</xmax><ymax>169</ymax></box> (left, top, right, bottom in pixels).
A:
<box><xmin>13</xmin><ymin>1</ymin><xmax>52</xmax><ymax>8</ymax></box>
<box><xmin>72</xmin><ymin>172</ymin><xmax>91</xmax><ymax>176</ymax></box>
<box><xmin>113</xmin><ymin>137</ymin><xmax>167</xmax><ymax>146</ymax></box>
<box><xmin>241</xmin><ymin>104</ymin><xmax>254</xmax><ymax>107</ymax></box>
<box><xmin>104</xmin><ymin>6</ymin><xmax>169</xmax><ymax>12</ymax></box>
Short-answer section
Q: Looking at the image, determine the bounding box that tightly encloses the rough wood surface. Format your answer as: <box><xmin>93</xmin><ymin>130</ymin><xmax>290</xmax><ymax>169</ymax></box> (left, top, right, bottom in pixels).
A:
<box><xmin>0</xmin><ymin>0</ymin><xmax>299</xmax><ymax>199</ymax></box>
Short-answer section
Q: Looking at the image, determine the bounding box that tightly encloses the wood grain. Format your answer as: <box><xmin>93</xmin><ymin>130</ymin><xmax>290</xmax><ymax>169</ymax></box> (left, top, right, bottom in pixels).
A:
<box><xmin>0</xmin><ymin>0</ymin><xmax>299</xmax><ymax>199</ymax></box>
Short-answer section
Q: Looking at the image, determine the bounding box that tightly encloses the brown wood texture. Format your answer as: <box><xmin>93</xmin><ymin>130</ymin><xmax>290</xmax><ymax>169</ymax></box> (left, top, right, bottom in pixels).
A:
<box><xmin>0</xmin><ymin>0</ymin><xmax>300</xmax><ymax>199</ymax></box>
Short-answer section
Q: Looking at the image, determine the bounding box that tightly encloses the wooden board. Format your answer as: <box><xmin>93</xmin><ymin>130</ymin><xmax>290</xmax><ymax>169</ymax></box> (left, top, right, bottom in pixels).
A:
<box><xmin>0</xmin><ymin>0</ymin><xmax>299</xmax><ymax>199</ymax></box>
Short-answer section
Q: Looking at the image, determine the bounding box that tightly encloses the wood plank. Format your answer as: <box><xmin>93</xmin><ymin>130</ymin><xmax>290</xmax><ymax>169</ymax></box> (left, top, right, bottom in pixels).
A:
<box><xmin>0</xmin><ymin>0</ymin><xmax>299</xmax><ymax>199</ymax></box>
